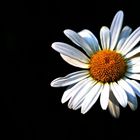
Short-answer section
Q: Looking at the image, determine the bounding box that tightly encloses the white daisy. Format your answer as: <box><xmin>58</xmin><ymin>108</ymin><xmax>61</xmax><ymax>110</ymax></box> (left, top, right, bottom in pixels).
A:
<box><xmin>50</xmin><ymin>10</ymin><xmax>140</xmax><ymax>118</ymax></box>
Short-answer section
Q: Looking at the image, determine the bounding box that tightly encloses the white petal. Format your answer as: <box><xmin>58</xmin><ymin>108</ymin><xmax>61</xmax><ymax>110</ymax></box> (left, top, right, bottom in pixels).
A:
<box><xmin>51</xmin><ymin>42</ymin><xmax>90</xmax><ymax>63</ymax></box>
<box><xmin>61</xmin><ymin>78</ymin><xmax>88</xmax><ymax>103</ymax></box>
<box><xmin>127</xmin><ymin>57</ymin><xmax>140</xmax><ymax>65</ymax></box>
<box><xmin>73</xmin><ymin>100</ymin><xmax>83</xmax><ymax>110</ymax></box>
<box><xmin>116</xmin><ymin>38</ymin><xmax>126</xmax><ymax>51</ymax></box>
<box><xmin>64</xmin><ymin>29</ymin><xmax>94</xmax><ymax>56</ymax></box>
<box><xmin>78</xmin><ymin>29</ymin><xmax>100</xmax><ymax>52</ymax></box>
<box><xmin>125</xmin><ymin>73</ymin><xmax>140</xmax><ymax>81</ymax></box>
<box><xmin>116</xmin><ymin>26</ymin><xmax>132</xmax><ymax>51</ymax></box>
<box><xmin>100</xmin><ymin>83</ymin><xmax>110</xmax><ymax>110</ymax></box>
<box><xmin>71</xmin><ymin>79</ymin><xmax>97</xmax><ymax>110</ymax></box>
<box><xmin>118</xmin><ymin>78</ymin><xmax>135</xmax><ymax>95</ymax></box>
<box><xmin>120</xmin><ymin>27</ymin><xmax>140</xmax><ymax>55</ymax></box>
<box><xmin>119</xmin><ymin>26</ymin><xmax>132</xmax><ymax>40</ymax></box>
<box><xmin>125</xmin><ymin>46</ymin><xmax>140</xmax><ymax>59</ymax></box>
<box><xmin>67</xmin><ymin>78</ymin><xmax>91</xmax><ymax>107</ymax></box>
<box><xmin>51</xmin><ymin>70</ymin><xmax>89</xmax><ymax>87</ymax></box>
<box><xmin>100</xmin><ymin>26</ymin><xmax>110</xmax><ymax>50</ymax></box>
<box><xmin>68</xmin><ymin>78</ymin><xmax>96</xmax><ymax>109</ymax></box>
<box><xmin>110</xmin><ymin>82</ymin><xmax>127</xmax><ymax>107</ymax></box>
<box><xmin>127</xmin><ymin>93</ymin><xmax>138</xmax><ymax>111</ymax></box>
<box><xmin>108</xmin><ymin>92</ymin><xmax>120</xmax><ymax>118</ymax></box>
<box><xmin>128</xmin><ymin>96</ymin><xmax>138</xmax><ymax>111</ymax></box>
<box><xmin>110</xmin><ymin>11</ymin><xmax>124</xmax><ymax>50</ymax></box>
<box><xmin>127</xmin><ymin>65</ymin><xmax>140</xmax><ymax>73</ymax></box>
<box><xmin>117</xmin><ymin>78</ymin><xmax>137</xmax><ymax>110</ymax></box>
<box><xmin>81</xmin><ymin>82</ymin><xmax>103</xmax><ymax>114</ymax></box>
<box><xmin>60</xmin><ymin>54</ymin><xmax>90</xmax><ymax>69</ymax></box>
<box><xmin>125</xmin><ymin>78</ymin><xmax>140</xmax><ymax>97</ymax></box>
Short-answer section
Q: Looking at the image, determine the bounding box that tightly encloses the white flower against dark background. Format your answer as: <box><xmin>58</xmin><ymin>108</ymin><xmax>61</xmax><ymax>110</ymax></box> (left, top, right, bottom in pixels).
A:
<box><xmin>51</xmin><ymin>10</ymin><xmax>140</xmax><ymax>118</ymax></box>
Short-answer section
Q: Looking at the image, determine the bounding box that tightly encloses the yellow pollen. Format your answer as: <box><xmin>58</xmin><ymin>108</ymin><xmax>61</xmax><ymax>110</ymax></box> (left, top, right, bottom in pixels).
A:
<box><xmin>89</xmin><ymin>50</ymin><xmax>127</xmax><ymax>83</ymax></box>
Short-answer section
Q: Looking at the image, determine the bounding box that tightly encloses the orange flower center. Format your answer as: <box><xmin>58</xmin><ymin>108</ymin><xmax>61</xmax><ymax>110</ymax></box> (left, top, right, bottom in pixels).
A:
<box><xmin>89</xmin><ymin>50</ymin><xmax>127</xmax><ymax>83</ymax></box>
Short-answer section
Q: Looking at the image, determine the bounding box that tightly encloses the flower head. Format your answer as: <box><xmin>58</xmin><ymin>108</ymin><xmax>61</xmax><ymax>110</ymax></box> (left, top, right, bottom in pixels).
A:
<box><xmin>50</xmin><ymin>10</ymin><xmax>140</xmax><ymax>118</ymax></box>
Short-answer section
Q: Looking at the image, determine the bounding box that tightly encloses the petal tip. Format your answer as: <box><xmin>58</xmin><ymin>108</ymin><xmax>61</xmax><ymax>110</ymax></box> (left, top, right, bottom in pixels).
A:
<box><xmin>50</xmin><ymin>81</ymin><xmax>55</xmax><ymax>87</ymax></box>
<box><xmin>50</xmin><ymin>81</ymin><xmax>56</xmax><ymax>87</ymax></box>
<box><xmin>61</xmin><ymin>98</ymin><xmax>66</xmax><ymax>104</ymax></box>
<box><xmin>81</xmin><ymin>110</ymin><xmax>86</xmax><ymax>114</ymax></box>
<box><xmin>101</xmin><ymin>106</ymin><xmax>108</xmax><ymax>110</ymax></box>
<box><xmin>50</xmin><ymin>79</ymin><xmax>61</xmax><ymax>87</ymax></box>
<box><xmin>51</xmin><ymin>42</ymin><xmax>57</xmax><ymax>49</ymax></box>
<box><xmin>63</xmin><ymin>29</ymin><xmax>72</xmax><ymax>35</ymax></box>
<box><xmin>117</xmin><ymin>10</ymin><xmax>124</xmax><ymax>16</ymax></box>
<box><xmin>81</xmin><ymin>107</ymin><xmax>87</xmax><ymax>114</ymax></box>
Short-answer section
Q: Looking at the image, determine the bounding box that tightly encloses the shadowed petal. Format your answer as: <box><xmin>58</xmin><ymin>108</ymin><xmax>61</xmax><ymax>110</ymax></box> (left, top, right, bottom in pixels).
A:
<box><xmin>119</xmin><ymin>26</ymin><xmax>132</xmax><ymax>40</ymax></box>
<box><xmin>116</xmin><ymin>26</ymin><xmax>132</xmax><ymax>51</ymax></box>
<box><xmin>108</xmin><ymin>92</ymin><xmax>120</xmax><ymax>118</ymax></box>
<box><xmin>125</xmin><ymin>78</ymin><xmax>140</xmax><ymax>97</ymax></box>
<box><xmin>127</xmin><ymin>92</ymin><xmax>138</xmax><ymax>111</ymax></box>
<box><xmin>60</xmin><ymin>54</ymin><xmax>90</xmax><ymax>68</ymax></box>
<box><xmin>118</xmin><ymin>79</ymin><xmax>135</xmax><ymax>95</ymax></box>
<box><xmin>78</xmin><ymin>29</ymin><xmax>100</xmax><ymax>52</ymax></box>
<box><xmin>120</xmin><ymin>27</ymin><xmax>140</xmax><ymax>55</ymax></box>
<box><xmin>52</xmin><ymin>42</ymin><xmax>90</xmax><ymax>63</ymax></box>
<box><xmin>64</xmin><ymin>29</ymin><xmax>94</xmax><ymax>56</ymax></box>
<box><xmin>117</xmin><ymin>78</ymin><xmax>137</xmax><ymax>110</ymax></box>
<box><xmin>116</xmin><ymin>38</ymin><xmax>126</xmax><ymax>51</ymax></box>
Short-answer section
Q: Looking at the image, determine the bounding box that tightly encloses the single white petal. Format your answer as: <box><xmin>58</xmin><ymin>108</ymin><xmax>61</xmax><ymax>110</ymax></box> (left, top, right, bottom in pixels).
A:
<box><xmin>61</xmin><ymin>78</ymin><xmax>88</xmax><ymax>103</ymax></box>
<box><xmin>68</xmin><ymin>78</ymin><xmax>96</xmax><ymax>109</ymax></box>
<box><xmin>51</xmin><ymin>42</ymin><xmax>90</xmax><ymax>63</ymax></box>
<box><xmin>119</xmin><ymin>26</ymin><xmax>132</xmax><ymax>40</ymax></box>
<box><xmin>127</xmin><ymin>92</ymin><xmax>138</xmax><ymax>111</ymax></box>
<box><xmin>60</xmin><ymin>54</ymin><xmax>90</xmax><ymax>69</ymax></box>
<box><xmin>125</xmin><ymin>46</ymin><xmax>140</xmax><ymax>59</ymax></box>
<box><xmin>110</xmin><ymin>10</ymin><xmax>124</xmax><ymax>50</ymax></box>
<box><xmin>127</xmin><ymin>65</ymin><xmax>140</xmax><ymax>73</ymax></box>
<box><xmin>78</xmin><ymin>29</ymin><xmax>100</xmax><ymax>52</ymax></box>
<box><xmin>125</xmin><ymin>78</ymin><xmax>140</xmax><ymax>97</ymax></box>
<box><xmin>64</xmin><ymin>29</ymin><xmax>94</xmax><ymax>56</ymax></box>
<box><xmin>108</xmin><ymin>92</ymin><xmax>120</xmax><ymax>118</ymax></box>
<box><xmin>127</xmin><ymin>57</ymin><xmax>140</xmax><ymax>66</ymax></box>
<box><xmin>125</xmin><ymin>73</ymin><xmax>140</xmax><ymax>81</ymax></box>
<box><xmin>100</xmin><ymin>83</ymin><xmax>110</xmax><ymax>110</ymax></box>
<box><xmin>120</xmin><ymin>27</ymin><xmax>140</xmax><ymax>55</ymax></box>
<box><xmin>100</xmin><ymin>26</ymin><xmax>110</xmax><ymax>50</ymax></box>
<box><xmin>81</xmin><ymin>82</ymin><xmax>103</xmax><ymax>114</ymax></box>
<box><xmin>51</xmin><ymin>70</ymin><xmax>89</xmax><ymax>87</ymax></box>
<box><xmin>116</xmin><ymin>38</ymin><xmax>126</xmax><ymax>51</ymax></box>
<box><xmin>110</xmin><ymin>82</ymin><xmax>127</xmax><ymax>107</ymax></box>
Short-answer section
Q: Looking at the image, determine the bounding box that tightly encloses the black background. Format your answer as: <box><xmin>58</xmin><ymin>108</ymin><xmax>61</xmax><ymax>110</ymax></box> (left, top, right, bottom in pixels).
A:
<box><xmin>1</xmin><ymin>0</ymin><xmax>140</xmax><ymax>139</ymax></box>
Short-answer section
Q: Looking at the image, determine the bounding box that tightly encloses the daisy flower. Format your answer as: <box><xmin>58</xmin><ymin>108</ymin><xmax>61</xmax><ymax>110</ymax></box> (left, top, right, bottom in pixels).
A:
<box><xmin>50</xmin><ymin>10</ymin><xmax>140</xmax><ymax>118</ymax></box>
